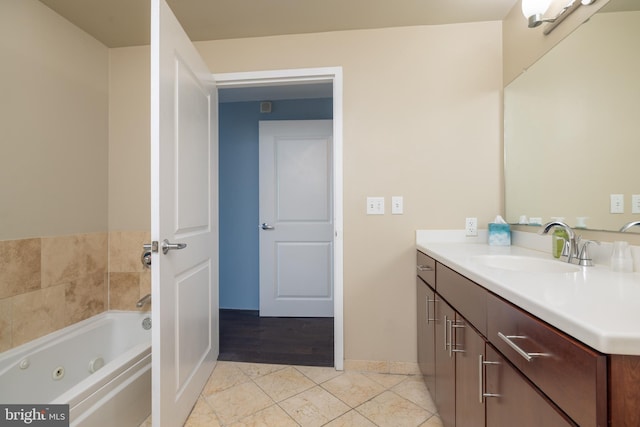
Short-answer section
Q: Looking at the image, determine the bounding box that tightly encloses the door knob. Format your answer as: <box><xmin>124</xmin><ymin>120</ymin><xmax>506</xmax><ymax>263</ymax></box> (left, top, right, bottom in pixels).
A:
<box><xmin>261</xmin><ymin>223</ymin><xmax>275</xmax><ymax>230</ymax></box>
<box><xmin>162</xmin><ymin>239</ymin><xmax>187</xmax><ymax>254</ymax></box>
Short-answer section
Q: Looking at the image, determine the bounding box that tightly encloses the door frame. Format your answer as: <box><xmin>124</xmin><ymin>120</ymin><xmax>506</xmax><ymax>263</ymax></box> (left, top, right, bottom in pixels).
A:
<box><xmin>214</xmin><ymin>67</ymin><xmax>344</xmax><ymax>370</ymax></box>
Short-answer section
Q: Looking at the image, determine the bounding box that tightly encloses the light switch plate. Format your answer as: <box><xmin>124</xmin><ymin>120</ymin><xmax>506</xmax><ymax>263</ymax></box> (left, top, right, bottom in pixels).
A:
<box><xmin>391</xmin><ymin>196</ymin><xmax>403</xmax><ymax>214</ymax></box>
<box><xmin>366</xmin><ymin>197</ymin><xmax>385</xmax><ymax>215</ymax></box>
<box><xmin>633</xmin><ymin>195</ymin><xmax>640</xmax><ymax>214</ymax></box>
<box><xmin>610</xmin><ymin>194</ymin><xmax>624</xmax><ymax>214</ymax></box>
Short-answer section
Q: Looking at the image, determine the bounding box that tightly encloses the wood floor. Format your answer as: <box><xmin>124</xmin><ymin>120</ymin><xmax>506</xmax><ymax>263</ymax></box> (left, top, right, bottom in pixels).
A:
<box><xmin>218</xmin><ymin>309</ymin><xmax>334</xmax><ymax>367</ymax></box>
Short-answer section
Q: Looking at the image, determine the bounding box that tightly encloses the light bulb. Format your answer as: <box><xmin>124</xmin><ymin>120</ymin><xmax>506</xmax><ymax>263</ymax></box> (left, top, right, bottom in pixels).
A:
<box><xmin>521</xmin><ymin>0</ymin><xmax>553</xmax><ymax>19</ymax></box>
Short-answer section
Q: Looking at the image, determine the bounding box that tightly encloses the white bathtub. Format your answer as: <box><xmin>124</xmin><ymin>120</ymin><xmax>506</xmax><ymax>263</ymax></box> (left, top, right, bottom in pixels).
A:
<box><xmin>0</xmin><ymin>311</ymin><xmax>151</xmax><ymax>427</ymax></box>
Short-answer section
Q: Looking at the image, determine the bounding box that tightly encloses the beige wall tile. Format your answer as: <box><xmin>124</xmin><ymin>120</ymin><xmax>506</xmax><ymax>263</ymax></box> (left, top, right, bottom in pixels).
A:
<box><xmin>109</xmin><ymin>231</ymin><xmax>150</xmax><ymax>273</ymax></box>
<box><xmin>390</xmin><ymin>361</ymin><xmax>420</xmax><ymax>375</ymax></box>
<box><xmin>0</xmin><ymin>238</ymin><xmax>41</xmax><ymax>299</ymax></box>
<box><xmin>12</xmin><ymin>285</ymin><xmax>65</xmax><ymax>346</ymax></box>
<box><xmin>0</xmin><ymin>298</ymin><xmax>12</xmax><ymax>352</ymax></box>
<box><xmin>344</xmin><ymin>359</ymin><xmax>390</xmax><ymax>374</ymax></box>
<box><xmin>109</xmin><ymin>272</ymin><xmax>141</xmax><ymax>310</ymax></box>
<box><xmin>65</xmin><ymin>271</ymin><xmax>107</xmax><ymax>325</ymax></box>
<box><xmin>42</xmin><ymin>233</ymin><xmax>107</xmax><ymax>288</ymax></box>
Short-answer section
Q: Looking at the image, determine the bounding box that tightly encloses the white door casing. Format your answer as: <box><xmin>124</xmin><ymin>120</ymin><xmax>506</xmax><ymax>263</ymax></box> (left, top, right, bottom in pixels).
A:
<box><xmin>151</xmin><ymin>0</ymin><xmax>218</xmax><ymax>426</ymax></box>
<box><xmin>259</xmin><ymin>120</ymin><xmax>334</xmax><ymax>317</ymax></box>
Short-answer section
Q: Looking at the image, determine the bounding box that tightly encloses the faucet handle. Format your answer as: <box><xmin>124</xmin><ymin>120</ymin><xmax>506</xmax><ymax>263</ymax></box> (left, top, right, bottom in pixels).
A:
<box><xmin>578</xmin><ymin>240</ymin><xmax>600</xmax><ymax>267</ymax></box>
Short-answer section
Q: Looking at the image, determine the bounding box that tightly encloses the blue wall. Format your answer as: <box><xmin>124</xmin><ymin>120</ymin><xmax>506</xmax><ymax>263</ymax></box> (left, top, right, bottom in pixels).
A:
<box><xmin>218</xmin><ymin>98</ymin><xmax>333</xmax><ymax>309</ymax></box>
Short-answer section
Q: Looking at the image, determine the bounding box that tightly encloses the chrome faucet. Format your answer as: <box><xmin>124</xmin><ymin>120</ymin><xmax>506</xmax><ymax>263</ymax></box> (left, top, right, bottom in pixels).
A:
<box><xmin>539</xmin><ymin>221</ymin><xmax>579</xmax><ymax>264</ymax></box>
<box><xmin>620</xmin><ymin>221</ymin><xmax>640</xmax><ymax>232</ymax></box>
<box><xmin>136</xmin><ymin>294</ymin><xmax>151</xmax><ymax>308</ymax></box>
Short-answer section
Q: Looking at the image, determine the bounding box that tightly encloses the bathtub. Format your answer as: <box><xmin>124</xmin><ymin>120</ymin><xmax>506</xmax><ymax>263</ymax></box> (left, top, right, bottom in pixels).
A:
<box><xmin>0</xmin><ymin>311</ymin><xmax>151</xmax><ymax>427</ymax></box>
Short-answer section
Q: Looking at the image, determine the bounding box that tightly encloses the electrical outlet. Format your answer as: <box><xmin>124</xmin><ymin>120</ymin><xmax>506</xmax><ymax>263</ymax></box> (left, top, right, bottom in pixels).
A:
<box><xmin>366</xmin><ymin>197</ymin><xmax>385</xmax><ymax>215</ymax></box>
<box><xmin>391</xmin><ymin>196</ymin><xmax>403</xmax><ymax>214</ymax></box>
<box><xmin>465</xmin><ymin>217</ymin><xmax>478</xmax><ymax>236</ymax></box>
<box><xmin>610</xmin><ymin>194</ymin><xmax>624</xmax><ymax>214</ymax></box>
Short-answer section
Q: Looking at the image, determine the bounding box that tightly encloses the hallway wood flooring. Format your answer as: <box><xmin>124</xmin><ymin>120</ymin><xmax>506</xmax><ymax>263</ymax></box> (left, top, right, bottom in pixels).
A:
<box><xmin>218</xmin><ymin>309</ymin><xmax>334</xmax><ymax>367</ymax></box>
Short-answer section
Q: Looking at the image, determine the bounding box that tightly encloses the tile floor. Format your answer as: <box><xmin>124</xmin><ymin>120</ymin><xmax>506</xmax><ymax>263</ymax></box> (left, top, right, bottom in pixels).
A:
<box><xmin>141</xmin><ymin>361</ymin><xmax>442</xmax><ymax>427</ymax></box>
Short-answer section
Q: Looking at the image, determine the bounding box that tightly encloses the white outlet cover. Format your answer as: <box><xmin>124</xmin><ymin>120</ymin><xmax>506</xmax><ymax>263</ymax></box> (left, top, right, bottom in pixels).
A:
<box><xmin>366</xmin><ymin>197</ymin><xmax>385</xmax><ymax>215</ymax></box>
<box><xmin>391</xmin><ymin>196</ymin><xmax>403</xmax><ymax>214</ymax></box>
<box><xmin>610</xmin><ymin>194</ymin><xmax>624</xmax><ymax>214</ymax></box>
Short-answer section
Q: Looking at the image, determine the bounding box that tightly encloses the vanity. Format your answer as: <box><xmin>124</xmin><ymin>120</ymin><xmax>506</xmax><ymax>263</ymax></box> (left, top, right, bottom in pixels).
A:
<box><xmin>416</xmin><ymin>231</ymin><xmax>640</xmax><ymax>427</ymax></box>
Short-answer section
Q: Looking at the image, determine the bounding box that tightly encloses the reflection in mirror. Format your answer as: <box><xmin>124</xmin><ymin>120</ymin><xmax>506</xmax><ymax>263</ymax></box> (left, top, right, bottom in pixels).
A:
<box><xmin>504</xmin><ymin>0</ymin><xmax>640</xmax><ymax>232</ymax></box>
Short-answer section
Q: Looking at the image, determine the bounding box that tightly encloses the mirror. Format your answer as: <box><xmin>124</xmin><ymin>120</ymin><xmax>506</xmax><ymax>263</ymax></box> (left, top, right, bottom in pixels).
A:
<box><xmin>504</xmin><ymin>0</ymin><xmax>640</xmax><ymax>232</ymax></box>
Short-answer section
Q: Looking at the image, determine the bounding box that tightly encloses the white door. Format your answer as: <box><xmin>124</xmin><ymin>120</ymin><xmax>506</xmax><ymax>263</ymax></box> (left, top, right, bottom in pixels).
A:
<box><xmin>259</xmin><ymin>120</ymin><xmax>334</xmax><ymax>317</ymax></box>
<box><xmin>151</xmin><ymin>0</ymin><xmax>218</xmax><ymax>426</ymax></box>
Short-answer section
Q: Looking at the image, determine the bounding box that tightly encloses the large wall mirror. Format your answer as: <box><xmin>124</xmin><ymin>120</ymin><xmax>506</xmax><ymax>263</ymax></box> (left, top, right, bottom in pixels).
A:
<box><xmin>504</xmin><ymin>0</ymin><xmax>640</xmax><ymax>232</ymax></box>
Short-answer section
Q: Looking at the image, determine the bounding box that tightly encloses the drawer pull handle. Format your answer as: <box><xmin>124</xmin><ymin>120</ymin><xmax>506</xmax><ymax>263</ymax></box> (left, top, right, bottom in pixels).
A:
<box><xmin>479</xmin><ymin>354</ymin><xmax>501</xmax><ymax>403</ymax></box>
<box><xmin>426</xmin><ymin>297</ymin><xmax>438</xmax><ymax>323</ymax></box>
<box><xmin>497</xmin><ymin>332</ymin><xmax>549</xmax><ymax>362</ymax></box>
<box><xmin>417</xmin><ymin>265</ymin><xmax>434</xmax><ymax>272</ymax></box>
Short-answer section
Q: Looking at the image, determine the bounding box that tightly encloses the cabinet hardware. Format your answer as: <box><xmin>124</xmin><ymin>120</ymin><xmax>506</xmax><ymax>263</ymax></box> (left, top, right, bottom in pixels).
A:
<box><xmin>417</xmin><ymin>265</ymin><xmax>433</xmax><ymax>272</ymax></box>
<box><xmin>497</xmin><ymin>332</ymin><xmax>549</xmax><ymax>362</ymax></box>
<box><xmin>451</xmin><ymin>321</ymin><xmax>466</xmax><ymax>354</ymax></box>
<box><xmin>444</xmin><ymin>315</ymin><xmax>450</xmax><ymax>352</ymax></box>
<box><xmin>427</xmin><ymin>297</ymin><xmax>438</xmax><ymax>323</ymax></box>
<box><xmin>479</xmin><ymin>355</ymin><xmax>501</xmax><ymax>403</ymax></box>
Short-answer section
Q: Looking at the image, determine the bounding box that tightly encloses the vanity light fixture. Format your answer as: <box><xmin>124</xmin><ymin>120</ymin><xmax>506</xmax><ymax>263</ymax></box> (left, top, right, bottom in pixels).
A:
<box><xmin>522</xmin><ymin>0</ymin><xmax>597</xmax><ymax>35</ymax></box>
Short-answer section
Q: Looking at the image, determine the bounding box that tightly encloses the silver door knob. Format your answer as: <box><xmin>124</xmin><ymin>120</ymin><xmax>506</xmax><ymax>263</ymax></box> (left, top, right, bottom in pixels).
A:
<box><xmin>261</xmin><ymin>223</ymin><xmax>275</xmax><ymax>230</ymax></box>
<box><xmin>162</xmin><ymin>239</ymin><xmax>187</xmax><ymax>254</ymax></box>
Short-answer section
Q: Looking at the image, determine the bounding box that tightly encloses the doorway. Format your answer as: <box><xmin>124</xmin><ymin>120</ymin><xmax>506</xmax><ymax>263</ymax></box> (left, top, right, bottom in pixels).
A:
<box><xmin>214</xmin><ymin>68</ymin><xmax>344</xmax><ymax>369</ymax></box>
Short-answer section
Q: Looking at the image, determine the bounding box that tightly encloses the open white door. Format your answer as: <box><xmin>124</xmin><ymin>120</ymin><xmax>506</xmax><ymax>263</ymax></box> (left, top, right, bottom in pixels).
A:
<box><xmin>151</xmin><ymin>0</ymin><xmax>218</xmax><ymax>426</ymax></box>
<box><xmin>259</xmin><ymin>120</ymin><xmax>334</xmax><ymax>317</ymax></box>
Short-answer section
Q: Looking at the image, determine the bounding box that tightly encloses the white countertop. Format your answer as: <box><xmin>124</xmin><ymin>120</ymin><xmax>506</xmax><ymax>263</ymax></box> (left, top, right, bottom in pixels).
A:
<box><xmin>416</xmin><ymin>230</ymin><xmax>640</xmax><ymax>355</ymax></box>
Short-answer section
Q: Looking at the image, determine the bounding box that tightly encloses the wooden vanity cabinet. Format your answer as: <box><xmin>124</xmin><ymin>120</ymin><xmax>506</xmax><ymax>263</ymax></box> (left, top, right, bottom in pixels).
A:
<box><xmin>416</xmin><ymin>250</ymin><xmax>611</xmax><ymax>427</ymax></box>
<box><xmin>484</xmin><ymin>345</ymin><xmax>576</xmax><ymax>427</ymax></box>
<box><xmin>417</xmin><ymin>276</ymin><xmax>436</xmax><ymax>393</ymax></box>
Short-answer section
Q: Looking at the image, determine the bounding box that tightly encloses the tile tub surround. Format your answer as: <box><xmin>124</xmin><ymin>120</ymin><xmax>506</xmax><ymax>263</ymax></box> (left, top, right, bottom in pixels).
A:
<box><xmin>0</xmin><ymin>230</ymin><xmax>150</xmax><ymax>352</ymax></box>
<box><xmin>140</xmin><ymin>361</ymin><xmax>443</xmax><ymax>427</ymax></box>
<box><xmin>0</xmin><ymin>233</ymin><xmax>108</xmax><ymax>351</ymax></box>
<box><xmin>416</xmin><ymin>229</ymin><xmax>640</xmax><ymax>355</ymax></box>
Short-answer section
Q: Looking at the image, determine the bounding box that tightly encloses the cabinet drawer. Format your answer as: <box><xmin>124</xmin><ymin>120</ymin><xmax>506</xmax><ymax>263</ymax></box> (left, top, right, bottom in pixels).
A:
<box><xmin>436</xmin><ymin>263</ymin><xmax>486</xmax><ymax>336</ymax></box>
<box><xmin>487</xmin><ymin>293</ymin><xmax>607</xmax><ymax>427</ymax></box>
<box><xmin>416</xmin><ymin>251</ymin><xmax>435</xmax><ymax>286</ymax></box>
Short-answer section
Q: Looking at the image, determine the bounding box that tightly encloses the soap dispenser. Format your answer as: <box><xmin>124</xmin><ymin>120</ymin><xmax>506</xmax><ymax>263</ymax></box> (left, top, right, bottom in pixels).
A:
<box><xmin>550</xmin><ymin>217</ymin><xmax>568</xmax><ymax>259</ymax></box>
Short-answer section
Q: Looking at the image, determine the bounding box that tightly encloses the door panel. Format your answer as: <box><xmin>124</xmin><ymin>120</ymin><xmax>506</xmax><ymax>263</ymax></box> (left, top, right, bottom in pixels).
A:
<box><xmin>151</xmin><ymin>0</ymin><xmax>218</xmax><ymax>425</ymax></box>
<box><xmin>259</xmin><ymin>120</ymin><xmax>333</xmax><ymax>317</ymax></box>
<box><xmin>435</xmin><ymin>299</ymin><xmax>456</xmax><ymax>427</ymax></box>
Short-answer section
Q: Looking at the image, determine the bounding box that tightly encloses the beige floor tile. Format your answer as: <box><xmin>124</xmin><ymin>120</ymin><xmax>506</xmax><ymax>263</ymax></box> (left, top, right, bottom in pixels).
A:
<box><xmin>392</xmin><ymin>376</ymin><xmax>438</xmax><ymax>413</ymax></box>
<box><xmin>138</xmin><ymin>415</ymin><xmax>152</xmax><ymax>427</ymax></box>
<box><xmin>356</xmin><ymin>391</ymin><xmax>431</xmax><ymax>427</ymax></box>
<box><xmin>321</xmin><ymin>371</ymin><xmax>386</xmax><ymax>408</ymax></box>
<box><xmin>235</xmin><ymin>362</ymin><xmax>288</xmax><ymax>379</ymax></box>
<box><xmin>323</xmin><ymin>409</ymin><xmax>378</xmax><ymax>427</ymax></box>
<box><xmin>279</xmin><ymin>385</ymin><xmax>350</xmax><ymax>427</ymax></box>
<box><xmin>204</xmin><ymin>381</ymin><xmax>273</xmax><ymax>425</ymax></box>
<box><xmin>184</xmin><ymin>397</ymin><xmax>221</xmax><ymax>427</ymax></box>
<box><xmin>295</xmin><ymin>365</ymin><xmax>343</xmax><ymax>384</ymax></box>
<box><xmin>202</xmin><ymin>361</ymin><xmax>251</xmax><ymax>395</ymax></box>
<box><xmin>228</xmin><ymin>404</ymin><xmax>299</xmax><ymax>427</ymax></box>
<box><xmin>362</xmin><ymin>371</ymin><xmax>407</xmax><ymax>389</ymax></box>
<box><xmin>253</xmin><ymin>366</ymin><xmax>315</xmax><ymax>402</ymax></box>
<box><xmin>420</xmin><ymin>414</ymin><xmax>444</xmax><ymax>427</ymax></box>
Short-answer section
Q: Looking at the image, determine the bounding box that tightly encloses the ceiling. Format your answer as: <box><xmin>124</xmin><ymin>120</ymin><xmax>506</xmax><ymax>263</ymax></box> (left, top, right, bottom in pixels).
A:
<box><xmin>38</xmin><ymin>0</ymin><xmax>520</xmax><ymax>48</ymax></box>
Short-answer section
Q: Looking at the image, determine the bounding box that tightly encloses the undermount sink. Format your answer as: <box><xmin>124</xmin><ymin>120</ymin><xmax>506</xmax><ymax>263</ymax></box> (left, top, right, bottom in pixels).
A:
<box><xmin>471</xmin><ymin>255</ymin><xmax>581</xmax><ymax>274</ymax></box>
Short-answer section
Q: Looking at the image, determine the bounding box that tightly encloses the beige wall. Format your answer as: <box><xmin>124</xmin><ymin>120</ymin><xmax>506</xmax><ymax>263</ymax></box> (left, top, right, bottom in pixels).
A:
<box><xmin>0</xmin><ymin>0</ymin><xmax>109</xmax><ymax>240</ymax></box>
<box><xmin>109</xmin><ymin>46</ymin><xmax>151</xmax><ymax>231</ymax></box>
<box><xmin>193</xmin><ymin>23</ymin><xmax>504</xmax><ymax>363</ymax></box>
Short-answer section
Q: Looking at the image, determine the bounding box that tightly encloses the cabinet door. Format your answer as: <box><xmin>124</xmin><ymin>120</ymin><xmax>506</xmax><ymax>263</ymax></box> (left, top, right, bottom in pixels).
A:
<box><xmin>454</xmin><ymin>316</ymin><xmax>485</xmax><ymax>427</ymax></box>
<box><xmin>485</xmin><ymin>345</ymin><xmax>576</xmax><ymax>427</ymax></box>
<box><xmin>417</xmin><ymin>278</ymin><xmax>436</xmax><ymax>394</ymax></box>
<box><xmin>435</xmin><ymin>298</ymin><xmax>456</xmax><ymax>427</ymax></box>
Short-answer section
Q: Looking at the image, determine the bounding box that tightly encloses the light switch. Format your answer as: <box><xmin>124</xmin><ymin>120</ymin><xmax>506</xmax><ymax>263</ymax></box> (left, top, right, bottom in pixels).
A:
<box><xmin>610</xmin><ymin>194</ymin><xmax>624</xmax><ymax>214</ymax></box>
<box><xmin>633</xmin><ymin>195</ymin><xmax>640</xmax><ymax>214</ymax></box>
<box><xmin>391</xmin><ymin>196</ymin><xmax>403</xmax><ymax>214</ymax></box>
<box><xmin>366</xmin><ymin>197</ymin><xmax>385</xmax><ymax>215</ymax></box>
